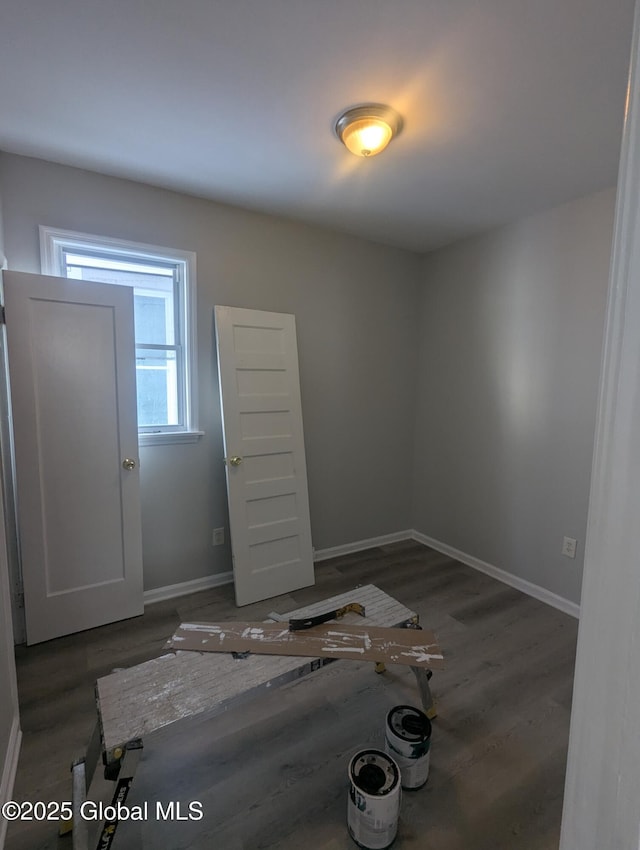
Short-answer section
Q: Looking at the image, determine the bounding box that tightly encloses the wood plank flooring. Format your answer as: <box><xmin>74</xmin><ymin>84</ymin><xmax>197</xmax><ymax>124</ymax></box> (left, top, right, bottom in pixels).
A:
<box><xmin>5</xmin><ymin>541</ymin><xmax>578</xmax><ymax>850</ymax></box>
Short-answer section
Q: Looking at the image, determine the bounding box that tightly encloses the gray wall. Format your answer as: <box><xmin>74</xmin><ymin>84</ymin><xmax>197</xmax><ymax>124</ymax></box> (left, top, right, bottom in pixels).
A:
<box><xmin>0</xmin><ymin>150</ymin><xmax>617</xmax><ymax>611</ymax></box>
<box><xmin>412</xmin><ymin>189</ymin><xmax>616</xmax><ymax>604</ymax></box>
<box><xmin>0</xmin><ymin>153</ymin><xmax>420</xmax><ymax>591</ymax></box>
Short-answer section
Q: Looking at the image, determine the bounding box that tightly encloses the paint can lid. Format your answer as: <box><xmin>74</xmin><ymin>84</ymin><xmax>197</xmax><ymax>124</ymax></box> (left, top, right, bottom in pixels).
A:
<box><xmin>349</xmin><ymin>750</ymin><xmax>399</xmax><ymax>796</ymax></box>
<box><xmin>387</xmin><ymin>705</ymin><xmax>431</xmax><ymax>741</ymax></box>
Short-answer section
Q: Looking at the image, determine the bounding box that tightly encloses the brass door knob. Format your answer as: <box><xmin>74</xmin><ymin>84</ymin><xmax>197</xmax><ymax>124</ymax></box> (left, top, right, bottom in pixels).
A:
<box><xmin>122</xmin><ymin>458</ymin><xmax>137</xmax><ymax>471</ymax></box>
<box><xmin>228</xmin><ymin>456</ymin><xmax>243</xmax><ymax>467</ymax></box>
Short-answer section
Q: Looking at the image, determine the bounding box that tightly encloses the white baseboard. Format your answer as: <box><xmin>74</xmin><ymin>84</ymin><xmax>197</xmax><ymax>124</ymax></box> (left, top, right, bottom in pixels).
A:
<box><xmin>144</xmin><ymin>571</ymin><xmax>233</xmax><ymax>605</ymax></box>
<box><xmin>313</xmin><ymin>530</ymin><xmax>414</xmax><ymax>562</ymax></box>
<box><xmin>411</xmin><ymin>531</ymin><xmax>580</xmax><ymax>618</ymax></box>
<box><xmin>1</xmin><ymin>715</ymin><xmax>21</xmax><ymax>848</ymax></box>
<box><xmin>142</xmin><ymin>530</ymin><xmax>580</xmax><ymax>619</ymax></box>
<box><xmin>143</xmin><ymin>531</ymin><xmax>413</xmax><ymax>605</ymax></box>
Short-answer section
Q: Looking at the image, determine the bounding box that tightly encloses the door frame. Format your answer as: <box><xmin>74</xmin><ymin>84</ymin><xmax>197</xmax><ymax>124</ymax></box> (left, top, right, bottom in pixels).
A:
<box><xmin>0</xmin><ymin>272</ymin><xmax>25</xmax><ymax>644</ymax></box>
<box><xmin>560</xmin><ymin>2</ymin><xmax>640</xmax><ymax>846</ymax></box>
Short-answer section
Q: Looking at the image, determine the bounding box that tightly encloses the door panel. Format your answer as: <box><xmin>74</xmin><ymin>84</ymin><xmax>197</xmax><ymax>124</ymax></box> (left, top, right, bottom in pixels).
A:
<box><xmin>215</xmin><ymin>306</ymin><xmax>315</xmax><ymax>606</ymax></box>
<box><xmin>3</xmin><ymin>270</ymin><xmax>143</xmax><ymax>644</ymax></box>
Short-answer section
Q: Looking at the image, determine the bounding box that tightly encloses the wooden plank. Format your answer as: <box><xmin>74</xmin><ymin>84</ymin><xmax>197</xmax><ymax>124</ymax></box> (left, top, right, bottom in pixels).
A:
<box><xmin>167</xmin><ymin>621</ymin><xmax>444</xmax><ymax>669</ymax></box>
<box><xmin>96</xmin><ymin>585</ymin><xmax>418</xmax><ymax>751</ymax></box>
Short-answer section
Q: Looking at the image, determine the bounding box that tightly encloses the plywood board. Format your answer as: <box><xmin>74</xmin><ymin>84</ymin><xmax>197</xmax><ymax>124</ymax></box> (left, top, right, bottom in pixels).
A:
<box><xmin>167</xmin><ymin>621</ymin><xmax>444</xmax><ymax>669</ymax></box>
<box><xmin>97</xmin><ymin>584</ymin><xmax>419</xmax><ymax>751</ymax></box>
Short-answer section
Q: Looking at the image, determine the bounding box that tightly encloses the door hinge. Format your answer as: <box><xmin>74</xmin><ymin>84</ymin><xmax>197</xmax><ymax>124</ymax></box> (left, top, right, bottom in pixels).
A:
<box><xmin>0</xmin><ymin>306</ymin><xmax>5</xmax><ymax>324</ymax></box>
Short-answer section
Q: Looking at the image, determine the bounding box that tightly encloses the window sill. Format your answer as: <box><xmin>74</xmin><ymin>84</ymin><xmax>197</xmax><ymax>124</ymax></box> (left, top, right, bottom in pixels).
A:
<box><xmin>138</xmin><ymin>430</ymin><xmax>205</xmax><ymax>447</ymax></box>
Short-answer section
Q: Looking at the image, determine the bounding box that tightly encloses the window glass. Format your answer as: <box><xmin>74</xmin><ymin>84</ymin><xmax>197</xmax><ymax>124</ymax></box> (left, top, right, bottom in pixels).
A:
<box><xmin>62</xmin><ymin>250</ymin><xmax>180</xmax><ymax>429</ymax></box>
<box><xmin>135</xmin><ymin>347</ymin><xmax>179</xmax><ymax>427</ymax></box>
<box><xmin>134</xmin><ymin>291</ymin><xmax>173</xmax><ymax>346</ymax></box>
<box><xmin>40</xmin><ymin>228</ymin><xmax>200</xmax><ymax>443</ymax></box>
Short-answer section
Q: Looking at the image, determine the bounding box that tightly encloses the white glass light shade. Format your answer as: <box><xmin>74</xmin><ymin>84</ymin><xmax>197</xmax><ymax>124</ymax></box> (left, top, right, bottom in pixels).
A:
<box><xmin>341</xmin><ymin>118</ymin><xmax>393</xmax><ymax>157</ymax></box>
<box><xmin>335</xmin><ymin>105</ymin><xmax>402</xmax><ymax>158</ymax></box>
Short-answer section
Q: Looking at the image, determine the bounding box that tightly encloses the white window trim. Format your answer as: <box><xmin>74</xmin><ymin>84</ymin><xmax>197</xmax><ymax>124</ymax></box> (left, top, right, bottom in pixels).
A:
<box><xmin>39</xmin><ymin>225</ymin><xmax>203</xmax><ymax>446</ymax></box>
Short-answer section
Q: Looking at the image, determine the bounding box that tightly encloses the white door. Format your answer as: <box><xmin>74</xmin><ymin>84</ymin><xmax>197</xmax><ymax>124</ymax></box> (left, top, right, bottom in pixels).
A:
<box><xmin>215</xmin><ymin>306</ymin><xmax>315</xmax><ymax>606</ymax></box>
<box><xmin>2</xmin><ymin>270</ymin><xmax>144</xmax><ymax>644</ymax></box>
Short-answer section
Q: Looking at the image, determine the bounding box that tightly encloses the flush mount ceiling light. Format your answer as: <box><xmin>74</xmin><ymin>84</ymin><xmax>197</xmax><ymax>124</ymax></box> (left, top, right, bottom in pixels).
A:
<box><xmin>335</xmin><ymin>104</ymin><xmax>402</xmax><ymax>157</ymax></box>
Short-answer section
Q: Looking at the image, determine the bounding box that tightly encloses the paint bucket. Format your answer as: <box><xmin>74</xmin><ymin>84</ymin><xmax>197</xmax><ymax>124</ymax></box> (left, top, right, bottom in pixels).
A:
<box><xmin>384</xmin><ymin>705</ymin><xmax>432</xmax><ymax>790</ymax></box>
<box><xmin>347</xmin><ymin>749</ymin><xmax>401</xmax><ymax>849</ymax></box>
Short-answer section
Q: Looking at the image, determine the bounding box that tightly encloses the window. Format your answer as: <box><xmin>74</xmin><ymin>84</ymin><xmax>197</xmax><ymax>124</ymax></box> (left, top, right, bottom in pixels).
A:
<box><xmin>40</xmin><ymin>226</ymin><xmax>201</xmax><ymax>445</ymax></box>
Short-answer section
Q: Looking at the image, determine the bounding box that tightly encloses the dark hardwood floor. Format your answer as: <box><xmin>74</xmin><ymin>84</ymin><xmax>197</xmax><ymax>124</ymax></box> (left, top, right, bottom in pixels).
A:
<box><xmin>5</xmin><ymin>541</ymin><xmax>578</xmax><ymax>849</ymax></box>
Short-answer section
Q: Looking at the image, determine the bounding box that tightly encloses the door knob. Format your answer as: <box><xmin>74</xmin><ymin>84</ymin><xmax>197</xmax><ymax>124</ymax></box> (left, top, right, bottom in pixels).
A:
<box><xmin>122</xmin><ymin>458</ymin><xmax>137</xmax><ymax>471</ymax></box>
<box><xmin>228</xmin><ymin>456</ymin><xmax>243</xmax><ymax>467</ymax></box>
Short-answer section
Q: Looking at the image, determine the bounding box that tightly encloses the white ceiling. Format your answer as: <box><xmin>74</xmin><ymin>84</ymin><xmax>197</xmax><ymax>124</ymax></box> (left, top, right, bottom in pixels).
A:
<box><xmin>0</xmin><ymin>0</ymin><xmax>635</xmax><ymax>252</ymax></box>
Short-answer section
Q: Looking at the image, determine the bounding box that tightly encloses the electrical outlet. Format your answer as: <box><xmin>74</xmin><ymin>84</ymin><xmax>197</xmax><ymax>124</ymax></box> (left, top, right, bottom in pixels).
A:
<box><xmin>212</xmin><ymin>527</ymin><xmax>225</xmax><ymax>546</ymax></box>
<box><xmin>562</xmin><ymin>536</ymin><xmax>577</xmax><ymax>559</ymax></box>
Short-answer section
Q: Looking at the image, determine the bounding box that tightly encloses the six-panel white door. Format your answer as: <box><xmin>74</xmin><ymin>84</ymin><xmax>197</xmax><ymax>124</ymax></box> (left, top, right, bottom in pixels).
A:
<box><xmin>3</xmin><ymin>270</ymin><xmax>144</xmax><ymax>644</ymax></box>
<box><xmin>215</xmin><ymin>306</ymin><xmax>315</xmax><ymax>606</ymax></box>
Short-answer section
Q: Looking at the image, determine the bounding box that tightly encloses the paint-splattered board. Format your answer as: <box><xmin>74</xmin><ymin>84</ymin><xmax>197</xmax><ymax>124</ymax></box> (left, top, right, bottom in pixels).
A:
<box><xmin>167</xmin><ymin>621</ymin><xmax>444</xmax><ymax>669</ymax></box>
<box><xmin>97</xmin><ymin>585</ymin><xmax>420</xmax><ymax>752</ymax></box>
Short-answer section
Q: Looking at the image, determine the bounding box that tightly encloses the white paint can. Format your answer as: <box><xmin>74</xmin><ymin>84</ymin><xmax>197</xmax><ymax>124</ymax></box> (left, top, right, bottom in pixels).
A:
<box><xmin>384</xmin><ymin>705</ymin><xmax>432</xmax><ymax>790</ymax></box>
<box><xmin>347</xmin><ymin>749</ymin><xmax>401</xmax><ymax>849</ymax></box>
